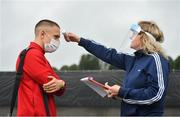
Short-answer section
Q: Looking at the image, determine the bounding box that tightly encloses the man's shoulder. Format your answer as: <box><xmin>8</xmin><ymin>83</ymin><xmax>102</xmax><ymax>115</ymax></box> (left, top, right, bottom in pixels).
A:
<box><xmin>25</xmin><ymin>48</ymin><xmax>45</xmax><ymax>62</ymax></box>
<box><xmin>27</xmin><ymin>48</ymin><xmax>44</xmax><ymax>56</ymax></box>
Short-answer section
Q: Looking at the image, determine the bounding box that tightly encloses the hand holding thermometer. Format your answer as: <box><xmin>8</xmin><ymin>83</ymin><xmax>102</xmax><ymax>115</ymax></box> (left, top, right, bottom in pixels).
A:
<box><xmin>61</xmin><ymin>29</ymin><xmax>70</xmax><ymax>42</ymax></box>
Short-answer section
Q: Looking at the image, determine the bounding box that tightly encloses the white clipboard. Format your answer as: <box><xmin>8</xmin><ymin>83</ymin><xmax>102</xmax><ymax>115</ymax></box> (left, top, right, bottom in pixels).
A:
<box><xmin>80</xmin><ymin>77</ymin><xmax>108</xmax><ymax>97</ymax></box>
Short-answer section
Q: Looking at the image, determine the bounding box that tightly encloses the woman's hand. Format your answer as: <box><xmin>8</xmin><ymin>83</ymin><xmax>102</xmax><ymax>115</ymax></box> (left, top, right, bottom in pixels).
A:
<box><xmin>43</xmin><ymin>76</ymin><xmax>65</xmax><ymax>93</ymax></box>
<box><xmin>63</xmin><ymin>32</ymin><xmax>81</xmax><ymax>43</ymax></box>
<box><xmin>105</xmin><ymin>82</ymin><xmax>121</xmax><ymax>98</ymax></box>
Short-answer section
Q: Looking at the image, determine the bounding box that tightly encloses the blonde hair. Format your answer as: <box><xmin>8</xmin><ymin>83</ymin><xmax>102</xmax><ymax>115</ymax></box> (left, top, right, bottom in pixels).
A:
<box><xmin>138</xmin><ymin>21</ymin><xmax>168</xmax><ymax>59</ymax></box>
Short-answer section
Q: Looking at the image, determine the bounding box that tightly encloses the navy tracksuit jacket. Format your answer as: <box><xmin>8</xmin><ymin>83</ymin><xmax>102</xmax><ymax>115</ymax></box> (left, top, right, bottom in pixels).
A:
<box><xmin>78</xmin><ymin>38</ymin><xmax>170</xmax><ymax>116</ymax></box>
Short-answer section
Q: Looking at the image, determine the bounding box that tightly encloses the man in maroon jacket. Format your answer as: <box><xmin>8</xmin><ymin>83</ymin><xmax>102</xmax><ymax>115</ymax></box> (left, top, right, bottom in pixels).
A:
<box><xmin>16</xmin><ymin>19</ymin><xmax>65</xmax><ymax>116</ymax></box>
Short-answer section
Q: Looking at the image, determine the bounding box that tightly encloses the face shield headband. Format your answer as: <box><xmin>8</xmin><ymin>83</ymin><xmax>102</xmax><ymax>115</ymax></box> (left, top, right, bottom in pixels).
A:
<box><xmin>129</xmin><ymin>23</ymin><xmax>156</xmax><ymax>42</ymax></box>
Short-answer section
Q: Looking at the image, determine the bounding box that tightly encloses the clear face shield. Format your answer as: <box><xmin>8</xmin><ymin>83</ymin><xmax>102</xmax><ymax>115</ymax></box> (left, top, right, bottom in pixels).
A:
<box><xmin>119</xmin><ymin>23</ymin><xmax>141</xmax><ymax>55</ymax></box>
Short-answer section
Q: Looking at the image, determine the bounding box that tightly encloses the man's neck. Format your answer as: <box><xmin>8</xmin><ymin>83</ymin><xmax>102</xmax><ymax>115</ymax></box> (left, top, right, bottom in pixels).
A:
<box><xmin>34</xmin><ymin>38</ymin><xmax>44</xmax><ymax>49</ymax></box>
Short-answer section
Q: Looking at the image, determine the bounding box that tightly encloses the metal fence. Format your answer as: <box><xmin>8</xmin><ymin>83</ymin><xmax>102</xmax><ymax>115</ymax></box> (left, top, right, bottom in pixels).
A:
<box><xmin>0</xmin><ymin>70</ymin><xmax>180</xmax><ymax>116</ymax></box>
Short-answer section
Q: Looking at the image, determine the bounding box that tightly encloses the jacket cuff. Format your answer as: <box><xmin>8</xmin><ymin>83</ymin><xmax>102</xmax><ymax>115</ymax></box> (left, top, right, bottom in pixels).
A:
<box><xmin>118</xmin><ymin>87</ymin><xmax>128</xmax><ymax>98</ymax></box>
<box><xmin>78</xmin><ymin>37</ymin><xmax>88</xmax><ymax>46</ymax></box>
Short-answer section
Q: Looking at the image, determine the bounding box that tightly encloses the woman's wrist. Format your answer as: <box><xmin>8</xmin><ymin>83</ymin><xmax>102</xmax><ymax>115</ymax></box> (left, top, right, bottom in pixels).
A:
<box><xmin>76</xmin><ymin>37</ymin><xmax>81</xmax><ymax>43</ymax></box>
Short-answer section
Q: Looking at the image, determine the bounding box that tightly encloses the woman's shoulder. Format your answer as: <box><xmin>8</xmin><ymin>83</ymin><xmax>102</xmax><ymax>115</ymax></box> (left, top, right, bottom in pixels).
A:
<box><xmin>145</xmin><ymin>53</ymin><xmax>169</xmax><ymax>70</ymax></box>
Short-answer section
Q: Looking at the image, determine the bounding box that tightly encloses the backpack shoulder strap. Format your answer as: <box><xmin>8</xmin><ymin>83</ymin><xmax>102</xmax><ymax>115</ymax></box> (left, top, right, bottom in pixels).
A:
<box><xmin>9</xmin><ymin>47</ymin><xmax>31</xmax><ymax>116</ymax></box>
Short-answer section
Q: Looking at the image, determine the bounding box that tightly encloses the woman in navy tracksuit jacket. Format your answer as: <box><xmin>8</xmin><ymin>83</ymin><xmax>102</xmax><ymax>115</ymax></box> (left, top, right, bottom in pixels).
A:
<box><xmin>64</xmin><ymin>21</ymin><xmax>170</xmax><ymax>116</ymax></box>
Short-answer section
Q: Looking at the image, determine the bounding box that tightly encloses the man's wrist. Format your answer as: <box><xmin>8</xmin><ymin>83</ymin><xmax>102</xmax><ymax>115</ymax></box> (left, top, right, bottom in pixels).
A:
<box><xmin>59</xmin><ymin>80</ymin><xmax>65</xmax><ymax>89</ymax></box>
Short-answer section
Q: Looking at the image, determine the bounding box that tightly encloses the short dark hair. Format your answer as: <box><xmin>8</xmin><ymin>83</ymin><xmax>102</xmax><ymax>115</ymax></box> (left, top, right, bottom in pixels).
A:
<box><xmin>34</xmin><ymin>19</ymin><xmax>60</xmax><ymax>35</ymax></box>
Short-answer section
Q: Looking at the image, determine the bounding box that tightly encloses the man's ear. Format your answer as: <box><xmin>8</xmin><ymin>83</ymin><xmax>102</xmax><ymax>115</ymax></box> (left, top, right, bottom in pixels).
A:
<box><xmin>40</xmin><ymin>31</ymin><xmax>45</xmax><ymax>39</ymax></box>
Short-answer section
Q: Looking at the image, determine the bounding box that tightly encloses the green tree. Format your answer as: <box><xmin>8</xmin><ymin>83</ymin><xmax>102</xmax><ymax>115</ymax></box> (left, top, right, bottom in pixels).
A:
<box><xmin>60</xmin><ymin>65</ymin><xmax>69</xmax><ymax>71</ymax></box>
<box><xmin>168</xmin><ymin>56</ymin><xmax>174</xmax><ymax>70</ymax></box>
<box><xmin>68</xmin><ymin>64</ymin><xmax>79</xmax><ymax>70</ymax></box>
<box><xmin>108</xmin><ymin>64</ymin><xmax>119</xmax><ymax>70</ymax></box>
<box><xmin>174</xmin><ymin>56</ymin><xmax>180</xmax><ymax>70</ymax></box>
<box><xmin>79</xmin><ymin>54</ymin><xmax>100</xmax><ymax>70</ymax></box>
<box><xmin>99</xmin><ymin>60</ymin><xmax>110</xmax><ymax>70</ymax></box>
<box><xmin>52</xmin><ymin>66</ymin><xmax>59</xmax><ymax>72</ymax></box>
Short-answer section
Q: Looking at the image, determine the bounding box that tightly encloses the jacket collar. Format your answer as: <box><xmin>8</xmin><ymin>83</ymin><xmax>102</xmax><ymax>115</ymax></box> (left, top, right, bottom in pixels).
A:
<box><xmin>29</xmin><ymin>42</ymin><xmax>45</xmax><ymax>54</ymax></box>
<box><xmin>134</xmin><ymin>49</ymin><xmax>146</xmax><ymax>57</ymax></box>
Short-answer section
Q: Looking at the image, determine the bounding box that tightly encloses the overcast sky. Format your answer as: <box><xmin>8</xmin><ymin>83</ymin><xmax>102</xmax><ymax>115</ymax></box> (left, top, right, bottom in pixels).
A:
<box><xmin>0</xmin><ymin>0</ymin><xmax>180</xmax><ymax>71</ymax></box>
